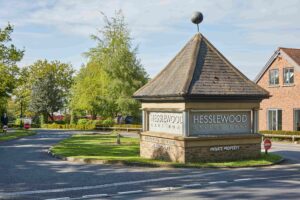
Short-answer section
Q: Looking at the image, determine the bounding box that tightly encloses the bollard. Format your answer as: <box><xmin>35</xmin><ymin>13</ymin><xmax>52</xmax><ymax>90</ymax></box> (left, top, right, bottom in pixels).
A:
<box><xmin>116</xmin><ymin>133</ymin><xmax>121</xmax><ymax>145</ymax></box>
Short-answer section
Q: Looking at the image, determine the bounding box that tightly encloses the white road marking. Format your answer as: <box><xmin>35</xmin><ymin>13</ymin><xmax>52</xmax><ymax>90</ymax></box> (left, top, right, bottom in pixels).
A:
<box><xmin>150</xmin><ymin>187</ymin><xmax>178</xmax><ymax>192</ymax></box>
<box><xmin>82</xmin><ymin>193</ymin><xmax>109</xmax><ymax>198</ymax></box>
<box><xmin>182</xmin><ymin>183</ymin><xmax>202</xmax><ymax>188</ymax></box>
<box><xmin>234</xmin><ymin>178</ymin><xmax>253</xmax><ymax>182</ymax></box>
<box><xmin>43</xmin><ymin>173</ymin><xmax>300</xmax><ymax>200</ymax></box>
<box><xmin>45</xmin><ymin>198</ymin><xmax>70</xmax><ymax>200</ymax></box>
<box><xmin>0</xmin><ymin>171</ymin><xmax>231</xmax><ymax>197</ymax></box>
<box><xmin>117</xmin><ymin>190</ymin><xmax>144</xmax><ymax>195</ymax></box>
<box><xmin>208</xmin><ymin>181</ymin><xmax>228</xmax><ymax>184</ymax></box>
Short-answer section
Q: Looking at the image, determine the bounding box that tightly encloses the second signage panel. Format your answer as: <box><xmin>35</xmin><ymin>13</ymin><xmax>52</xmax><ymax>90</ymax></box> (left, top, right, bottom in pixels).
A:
<box><xmin>148</xmin><ymin>110</ymin><xmax>252</xmax><ymax>136</ymax></box>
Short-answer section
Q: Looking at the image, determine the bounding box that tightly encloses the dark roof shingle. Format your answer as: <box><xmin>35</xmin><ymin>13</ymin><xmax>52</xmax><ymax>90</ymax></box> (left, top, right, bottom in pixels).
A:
<box><xmin>134</xmin><ymin>33</ymin><xmax>269</xmax><ymax>101</ymax></box>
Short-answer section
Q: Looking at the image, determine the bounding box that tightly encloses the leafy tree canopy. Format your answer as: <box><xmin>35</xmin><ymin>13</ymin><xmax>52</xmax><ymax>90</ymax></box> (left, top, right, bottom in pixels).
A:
<box><xmin>81</xmin><ymin>10</ymin><xmax>148</xmax><ymax>118</ymax></box>
<box><xmin>0</xmin><ymin>24</ymin><xmax>24</xmax><ymax>100</ymax></box>
<box><xmin>29</xmin><ymin>60</ymin><xmax>74</xmax><ymax>121</ymax></box>
<box><xmin>0</xmin><ymin>23</ymin><xmax>24</xmax><ymax>67</ymax></box>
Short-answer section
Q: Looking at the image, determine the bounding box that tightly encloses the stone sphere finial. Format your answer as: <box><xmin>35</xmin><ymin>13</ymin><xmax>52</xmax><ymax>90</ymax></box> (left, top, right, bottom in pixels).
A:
<box><xmin>191</xmin><ymin>11</ymin><xmax>203</xmax><ymax>32</ymax></box>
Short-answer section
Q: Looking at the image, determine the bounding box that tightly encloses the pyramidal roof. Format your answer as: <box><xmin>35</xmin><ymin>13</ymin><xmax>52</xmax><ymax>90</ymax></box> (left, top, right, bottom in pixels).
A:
<box><xmin>133</xmin><ymin>33</ymin><xmax>269</xmax><ymax>101</ymax></box>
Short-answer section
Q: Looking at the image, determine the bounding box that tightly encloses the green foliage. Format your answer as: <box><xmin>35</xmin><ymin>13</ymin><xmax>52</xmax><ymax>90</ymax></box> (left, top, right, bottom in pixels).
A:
<box><xmin>29</xmin><ymin>60</ymin><xmax>74</xmax><ymax>121</ymax></box>
<box><xmin>41</xmin><ymin>123</ymin><xmax>96</xmax><ymax>130</ymax></box>
<box><xmin>71</xmin><ymin>11</ymin><xmax>148</xmax><ymax>119</ymax></box>
<box><xmin>92</xmin><ymin>120</ymin><xmax>102</xmax><ymax>125</ymax></box>
<box><xmin>0</xmin><ymin>130</ymin><xmax>36</xmax><ymax>142</ymax></box>
<box><xmin>70</xmin><ymin>112</ymin><xmax>78</xmax><ymax>124</ymax></box>
<box><xmin>113</xmin><ymin>124</ymin><xmax>142</xmax><ymax>129</ymax></box>
<box><xmin>77</xmin><ymin>118</ymin><xmax>89</xmax><ymax>125</ymax></box>
<box><xmin>40</xmin><ymin>114</ymin><xmax>45</xmax><ymax>125</ymax></box>
<box><xmin>0</xmin><ymin>23</ymin><xmax>24</xmax><ymax>67</ymax></box>
<box><xmin>12</xmin><ymin>67</ymin><xmax>32</xmax><ymax>118</ymax></box>
<box><xmin>260</xmin><ymin>130</ymin><xmax>300</xmax><ymax>136</ymax></box>
<box><xmin>51</xmin><ymin>134</ymin><xmax>282</xmax><ymax>168</ymax></box>
<box><xmin>70</xmin><ymin>62</ymin><xmax>112</xmax><ymax>117</ymax></box>
<box><xmin>101</xmin><ymin>118</ymin><xmax>114</xmax><ymax>127</ymax></box>
<box><xmin>0</xmin><ymin>64</ymin><xmax>19</xmax><ymax>98</ymax></box>
<box><xmin>14</xmin><ymin>118</ymin><xmax>21</xmax><ymax>126</ymax></box>
<box><xmin>0</xmin><ymin>23</ymin><xmax>24</xmax><ymax>119</ymax></box>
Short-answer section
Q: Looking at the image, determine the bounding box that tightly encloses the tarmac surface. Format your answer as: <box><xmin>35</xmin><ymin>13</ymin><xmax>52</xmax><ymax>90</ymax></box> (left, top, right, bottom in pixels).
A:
<box><xmin>0</xmin><ymin>129</ymin><xmax>299</xmax><ymax>200</ymax></box>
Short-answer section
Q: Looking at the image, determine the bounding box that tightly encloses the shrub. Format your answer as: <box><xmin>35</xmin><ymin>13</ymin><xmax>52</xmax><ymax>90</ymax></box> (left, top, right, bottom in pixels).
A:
<box><xmin>102</xmin><ymin>118</ymin><xmax>114</xmax><ymax>127</ymax></box>
<box><xmin>113</xmin><ymin>124</ymin><xmax>142</xmax><ymax>128</ymax></box>
<box><xmin>77</xmin><ymin>119</ymin><xmax>89</xmax><ymax>125</ymax></box>
<box><xmin>14</xmin><ymin>118</ymin><xmax>21</xmax><ymax>126</ymax></box>
<box><xmin>41</xmin><ymin>123</ymin><xmax>96</xmax><ymax>130</ymax></box>
<box><xmin>55</xmin><ymin>120</ymin><xmax>66</xmax><ymax>124</ymax></box>
<box><xmin>40</xmin><ymin>115</ymin><xmax>45</xmax><ymax>125</ymax></box>
<box><xmin>85</xmin><ymin>120</ymin><xmax>94</xmax><ymax>125</ymax></box>
<box><xmin>260</xmin><ymin>130</ymin><xmax>300</xmax><ymax>136</ymax></box>
<box><xmin>92</xmin><ymin>120</ymin><xmax>102</xmax><ymax>125</ymax></box>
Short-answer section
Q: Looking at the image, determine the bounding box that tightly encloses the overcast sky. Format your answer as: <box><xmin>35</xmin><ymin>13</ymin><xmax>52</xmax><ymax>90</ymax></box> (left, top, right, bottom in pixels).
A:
<box><xmin>1</xmin><ymin>0</ymin><xmax>299</xmax><ymax>80</ymax></box>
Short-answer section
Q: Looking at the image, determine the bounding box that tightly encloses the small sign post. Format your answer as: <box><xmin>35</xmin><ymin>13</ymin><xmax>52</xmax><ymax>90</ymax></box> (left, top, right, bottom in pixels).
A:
<box><xmin>264</xmin><ymin>138</ymin><xmax>272</xmax><ymax>154</ymax></box>
<box><xmin>24</xmin><ymin>123</ymin><xmax>30</xmax><ymax>129</ymax></box>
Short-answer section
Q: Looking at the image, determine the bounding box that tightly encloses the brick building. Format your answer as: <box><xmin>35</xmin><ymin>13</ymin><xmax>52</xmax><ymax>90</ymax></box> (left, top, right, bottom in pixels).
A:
<box><xmin>255</xmin><ymin>48</ymin><xmax>300</xmax><ymax>131</ymax></box>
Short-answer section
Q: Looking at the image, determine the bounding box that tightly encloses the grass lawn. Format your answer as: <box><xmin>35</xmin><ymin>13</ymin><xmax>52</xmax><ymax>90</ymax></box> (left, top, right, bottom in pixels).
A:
<box><xmin>51</xmin><ymin>134</ymin><xmax>283</xmax><ymax>168</ymax></box>
<box><xmin>0</xmin><ymin>129</ymin><xmax>36</xmax><ymax>142</ymax></box>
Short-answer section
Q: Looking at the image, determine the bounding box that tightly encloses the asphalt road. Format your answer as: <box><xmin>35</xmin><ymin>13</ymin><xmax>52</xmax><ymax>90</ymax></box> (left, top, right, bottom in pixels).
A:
<box><xmin>0</xmin><ymin>130</ymin><xmax>299</xmax><ymax>200</ymax></box>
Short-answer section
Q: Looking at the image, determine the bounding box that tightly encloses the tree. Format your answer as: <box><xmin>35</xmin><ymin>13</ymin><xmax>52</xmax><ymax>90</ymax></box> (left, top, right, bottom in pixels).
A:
<box><xmin>85</xmin><ymin>10</ymin><xmax>148</xmax><ymax>117</ymax></box>
<box><xmin>0</xmin><ymin>23</ymin><xmax>24</xmax><ymax>117</ymax></box>
<box><xmin>0</xmin><ymin>23</ymin><xmax>24</xmax><ymax>67</ymax></box>
<box><xmin>12</xmin><ymin>67</ymin><xmax>32</xmax><ymax>117</ymax></box>
<box><xmin>0</xmin><ymin>23</ymin><xmax>24</xmax><ymax>99</ymax></box>
<box><xmin>70</xmin><ymin>61</ymin><xmax>114</xmax><ymax>118</ymax></box>
<box><xmin>29</xmin><ymin>60</ymin><xmax>74</xmax><ymax>122</ymax></box>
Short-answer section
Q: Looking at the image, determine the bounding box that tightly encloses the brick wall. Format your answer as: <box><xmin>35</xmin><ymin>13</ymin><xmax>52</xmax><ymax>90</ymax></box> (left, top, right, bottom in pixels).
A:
<box><xmin>257</xmin><ymin>56</ymin><xmax>300</xmax><ymax>131</ymax></box>
<box><xmin>140</xmin><ymin>132</ymin><xmax>261</xmax><ymax>163</ymax></box>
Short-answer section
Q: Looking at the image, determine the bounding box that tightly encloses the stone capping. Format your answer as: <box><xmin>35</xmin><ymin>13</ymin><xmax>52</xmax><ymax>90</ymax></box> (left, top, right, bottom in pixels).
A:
<box><xmin>141</xmin><ymin>131</ymin><xmax>262</xmax><ymax>141</ymax></box>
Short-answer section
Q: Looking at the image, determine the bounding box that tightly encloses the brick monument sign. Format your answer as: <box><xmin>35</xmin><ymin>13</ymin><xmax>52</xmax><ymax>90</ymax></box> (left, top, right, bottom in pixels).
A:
<box><xmin>133</xmin><ymin>20</ymin><xmax>269</xmax><ymax>163</ymax></box>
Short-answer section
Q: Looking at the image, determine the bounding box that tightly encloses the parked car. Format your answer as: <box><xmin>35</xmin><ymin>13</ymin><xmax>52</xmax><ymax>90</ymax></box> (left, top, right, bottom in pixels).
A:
<box><xmin>125</xmin><ymin>116</ymin><xmax>134</xmax><ymax>124</ymax></box>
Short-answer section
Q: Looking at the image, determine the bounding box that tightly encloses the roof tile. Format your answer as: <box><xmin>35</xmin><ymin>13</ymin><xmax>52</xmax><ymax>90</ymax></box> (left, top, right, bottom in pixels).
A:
<box><xmin>134</xmin><ymin>33</ymin><xmax>269</xmax><ymax>100</ymax></box>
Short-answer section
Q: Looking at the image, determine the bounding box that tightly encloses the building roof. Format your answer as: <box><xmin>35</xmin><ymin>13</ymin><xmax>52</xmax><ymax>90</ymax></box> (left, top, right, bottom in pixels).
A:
<box><xmin>134</xmin><ymin>33</ymin><xmax>269</xmax><ymax>101</ymax></box>
<box><xmin>281</xmin><ymin>48</ymin><xmax>300</xmax><ymax>66</ymax></box>
<box><xmin>255</xmin><ymin>47</ymin><xmax>300</xmax><ymax>83</ymax></box>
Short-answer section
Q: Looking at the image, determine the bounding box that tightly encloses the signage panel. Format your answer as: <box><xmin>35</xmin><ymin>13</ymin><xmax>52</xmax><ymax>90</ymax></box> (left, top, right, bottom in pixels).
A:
<box><xmin>189</xmin><ymin>110</ymin><xmax>251</xmax><ymax>135</ymax></box>
<box><xmin>148</xmin><ymin>112</ymin><xmax>183</xmax><ymax>134</ymax></box>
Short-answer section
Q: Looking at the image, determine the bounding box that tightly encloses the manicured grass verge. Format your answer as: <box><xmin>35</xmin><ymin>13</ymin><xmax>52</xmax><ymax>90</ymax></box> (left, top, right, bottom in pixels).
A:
<box><xmin>0</xmin><ymin>130</ymin><xmax>36</xmax><ymax>142</ymax></box>
<box><xmin>50</xmin><ymin>134</ymin><xmax>283</xmax><ymax>168</ymax></box>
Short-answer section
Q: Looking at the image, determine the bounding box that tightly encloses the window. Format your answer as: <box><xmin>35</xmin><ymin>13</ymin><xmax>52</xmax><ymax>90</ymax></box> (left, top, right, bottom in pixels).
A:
<box><xmin>268</xmin><ymin>109</ymin><xmax>282</xmax><ymax>130</ymax></box>
<box><xmin>269</xmin><ymin>69</ymin><xmax>279</xmax><ymax>85</ymax></box>
<box><xmin>294</xmin><ymin>110</ymin><xmax>300</xmax><ymax>131</ymax></box>
<box><xmin>283</xmin><ymin>68</ymin><xmax>294</xmax><ymax>85</ymax></box>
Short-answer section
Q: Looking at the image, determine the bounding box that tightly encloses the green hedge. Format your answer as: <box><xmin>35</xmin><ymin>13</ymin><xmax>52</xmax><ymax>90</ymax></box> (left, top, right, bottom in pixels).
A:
<box><xmin>113</xmin><ymin>124</ymin><xmax>142</xmax><ymax>129</ymax></box>
<box><xmin>41</xmin><ymin>123</ymin><xmax>96</xmax><ymax>130</ymax></box>
<box><xmin>41</xmin><ymin>123</ymin><xmax>142</xmax><ymax>130</ymax></box>
<box><xmin>260</xmin><ymin>130</ymin><xmax>300</xmax><ymax>136</ymax></box>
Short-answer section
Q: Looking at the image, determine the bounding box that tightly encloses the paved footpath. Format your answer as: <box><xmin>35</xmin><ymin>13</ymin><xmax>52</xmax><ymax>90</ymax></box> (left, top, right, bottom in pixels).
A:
<box><xmin>0</xmin><ymin>130</ymin><xmax>299</xmax><ymax>200</ymax></box>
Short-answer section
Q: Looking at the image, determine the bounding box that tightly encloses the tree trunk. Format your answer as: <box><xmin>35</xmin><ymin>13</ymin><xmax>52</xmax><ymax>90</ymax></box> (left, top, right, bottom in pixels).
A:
<box><xmin>43</xmin><ymin>113</ymin><xmax>49</xmax><ymax>124</ymax></box>
<box><xmin>48</xmin><ymin>112</ymin><xmax>54</xmax><ymax>122</ymax></box>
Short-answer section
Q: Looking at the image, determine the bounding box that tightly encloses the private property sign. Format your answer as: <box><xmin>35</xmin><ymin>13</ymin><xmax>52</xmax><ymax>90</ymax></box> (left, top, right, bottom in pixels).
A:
<box><xmin>189</xmin><ymin>111</ymin><xmax>252</xmax><ymax>135</ymax></box>
<box><xmin>209</xmin><ymin>145</ymin><xmax>240</xmax><ymax>152</ymax></box>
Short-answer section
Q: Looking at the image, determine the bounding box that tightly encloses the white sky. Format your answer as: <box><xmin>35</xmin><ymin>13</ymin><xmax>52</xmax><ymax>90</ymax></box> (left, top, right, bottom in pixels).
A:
<box><xmin>1</xmin><ymin>0</ymin><xmax>300</xmax><ymax>80</ymax></box>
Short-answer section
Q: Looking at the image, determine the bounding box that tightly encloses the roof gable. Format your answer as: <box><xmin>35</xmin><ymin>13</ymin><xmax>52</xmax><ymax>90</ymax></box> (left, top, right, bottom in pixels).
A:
<box><xmin>281</xmin><ymin>48</ymin><xmax>300</xmax><ymax>67</ymax></box>
<box><xmin>134</xmin><ymin>33</ymin><xmax>269</xmax><ymax>101</ymax></box>
<box><xmin>255</xmin><ymin>47</ymin><xmax>300</xmax><ymax>83</ymax></box>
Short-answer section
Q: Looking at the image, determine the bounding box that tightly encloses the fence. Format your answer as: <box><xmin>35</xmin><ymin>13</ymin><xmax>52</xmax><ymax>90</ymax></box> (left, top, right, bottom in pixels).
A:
<box><xmin>95</xmin><ymin>125</ymin><xmax>142</xmax><ymax>132</ymax></box>
<box><xmin>262</xmin><ymin>134</ymin><xmax>300</xmax><ymax>143</ymax></box>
